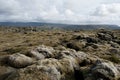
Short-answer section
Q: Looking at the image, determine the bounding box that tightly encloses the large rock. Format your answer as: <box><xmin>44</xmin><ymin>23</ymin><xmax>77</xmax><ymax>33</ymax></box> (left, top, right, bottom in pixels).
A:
<box><xmin>5</xmin><ymin>47</ymin><xmax>94</xmax><ymax>80</ymax></box>
<box><xmin>8</xmin><ymin>53</ymin><xmax>33</xmax><ymax>68</ymax></box>
<box><xmin>73</xmin><ymin>33</ymin><xmax>89</xmax><ymax>40</ymax></box>
<box><xmin>9</xmin><ymin>58</ymin><xmax>75</xmax><ymax>80</ymax></box>
<box><xmin>35</xmin><ymin>45</ymin><xmax>55</xmax><ymax>58</ymax></box>
<box><xmin>109</xmin><ymin>41</ymin><xmax>120</xmax><ymax>48</ymax></box>
<box><xmin>97</xmin><ymin>30</ymin><xmax>115</xmax><ymax>41</ymax></box>
<box><xmin>97</xmin><ymin>33</ymin><xmax>113</xmax><ymax>41</ymax></box>
<box><xmin>0</xmin><ymin>45</ymin><xmax>106</xmax><ymax>80</ymax></box>
<box><xmin>29</xmin><ymin>50</ymin><xmax>45</xmax><ymax>60</ymax></box>
<box><xmin>86</xmin><ymin>37</ymin><xmax>99</xmax><ymax>43</ymax></box>
<box><xmin>28</xmin><ymin>45</ymin><xmax>55</xmax><ymax>60</ymax></box>
<box><xmin>91</xmin><ymin>60</ymin><xmax>120</xmax><ymax>80</ymax></box>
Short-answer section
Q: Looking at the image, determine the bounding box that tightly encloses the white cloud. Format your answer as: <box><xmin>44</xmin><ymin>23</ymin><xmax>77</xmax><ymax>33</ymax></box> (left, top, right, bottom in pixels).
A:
<box><xmin>91</xmin><ymin>3</ymin><xmax>120</xmax><ymax>24</ymax></box>
<box><xmin>0</xmin><ymin>0</ymin><xmax>20</xmax><ymax>15</ymax></box>
<box><xmin>0</xmin><ymin>0</ymin><xmax>120</xmax><ymax>24</ymax></box>
<box><xmin>93</xmin><ymin>3</ymin><xmax>120</xmax><ymax>16</ymax></box>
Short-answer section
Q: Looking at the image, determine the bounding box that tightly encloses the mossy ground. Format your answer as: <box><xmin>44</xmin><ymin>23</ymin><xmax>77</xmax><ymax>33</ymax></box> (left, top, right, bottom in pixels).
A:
<box><xmin>0</xmin><ymin>28</ymin><xmax>120</xmax><ymax>64</ymax></box>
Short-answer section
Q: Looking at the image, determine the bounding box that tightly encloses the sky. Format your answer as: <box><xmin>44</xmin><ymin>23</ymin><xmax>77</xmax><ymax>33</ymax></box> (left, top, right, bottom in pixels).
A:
<box><xmin>0</xmin><ymin>0</ymin><xmax>120</xmax><ymax>25</ymax></box>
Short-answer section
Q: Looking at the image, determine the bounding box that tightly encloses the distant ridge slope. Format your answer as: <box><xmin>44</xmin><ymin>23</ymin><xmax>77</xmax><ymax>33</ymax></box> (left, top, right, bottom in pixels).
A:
<box><xmin>0</xmin><ymin>22</ymin><xmax>120</xmax><ymax>30</ymax></box>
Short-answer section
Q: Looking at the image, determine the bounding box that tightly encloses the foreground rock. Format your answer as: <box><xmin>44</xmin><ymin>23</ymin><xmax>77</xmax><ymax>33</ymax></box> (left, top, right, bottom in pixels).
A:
<box><xmin>91</xmin><ymin>60</ymin><xmax>120</xmax><ymax>80</ymax></box>
<box><xmin>1</xmin><ymin>45</ymin><xmax>120</xmax><ymax>80</ymax></box>
<box><xmin>8</xmin><ymin>53</ymin><xmax>34</xmax><ymax>68</ymax></box>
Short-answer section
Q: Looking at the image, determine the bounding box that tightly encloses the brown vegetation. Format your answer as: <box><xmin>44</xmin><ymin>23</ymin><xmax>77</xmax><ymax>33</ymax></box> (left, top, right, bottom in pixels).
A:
<box><xmin>0</xmin><ymin>27</ymin><xmax>120</xmax><ymax>80</ymax></box>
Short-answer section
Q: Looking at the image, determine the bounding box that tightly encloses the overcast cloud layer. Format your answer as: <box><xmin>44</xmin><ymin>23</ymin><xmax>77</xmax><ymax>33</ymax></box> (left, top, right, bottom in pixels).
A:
<box><xmin>0</xmin><ymin>0</ymin><xmax>120</xmax><ymax>24</ymax></box>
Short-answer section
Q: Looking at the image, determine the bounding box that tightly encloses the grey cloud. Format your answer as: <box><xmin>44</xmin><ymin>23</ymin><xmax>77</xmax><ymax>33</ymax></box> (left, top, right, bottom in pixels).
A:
<box><xmin>0</xmin><ymin>0</ymin><xmax>120</xmax><ymax>24</ymax></box>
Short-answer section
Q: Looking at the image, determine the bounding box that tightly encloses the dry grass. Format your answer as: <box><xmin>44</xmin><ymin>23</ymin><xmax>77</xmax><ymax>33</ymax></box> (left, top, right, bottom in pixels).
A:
<box><xmin>0</xmin><ymin>28</ymin><xmax>120</xmax><ymax>64</ymax></box>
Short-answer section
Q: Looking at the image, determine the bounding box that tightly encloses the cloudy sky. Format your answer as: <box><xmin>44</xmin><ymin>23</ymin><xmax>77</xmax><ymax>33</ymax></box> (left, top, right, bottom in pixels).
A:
<box><xmin>0</xmin><ymin>0</ymin><xmax>120</xmax><ymax>24</ymax></box>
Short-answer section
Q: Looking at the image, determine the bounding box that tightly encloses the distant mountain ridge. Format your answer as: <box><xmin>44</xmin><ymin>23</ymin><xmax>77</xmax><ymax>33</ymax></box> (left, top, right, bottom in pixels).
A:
<box><xmin>0</xmin><ymin>22</ymin><xmax>120</xmax><ymax>30</ymax></box>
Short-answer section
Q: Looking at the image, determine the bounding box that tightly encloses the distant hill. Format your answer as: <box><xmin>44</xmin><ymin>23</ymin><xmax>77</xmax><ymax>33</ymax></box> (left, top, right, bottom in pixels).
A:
<box><xmin>0</xmin><ymin>22</ymin><xmax>120</xmax><ymax>30</ymax></box>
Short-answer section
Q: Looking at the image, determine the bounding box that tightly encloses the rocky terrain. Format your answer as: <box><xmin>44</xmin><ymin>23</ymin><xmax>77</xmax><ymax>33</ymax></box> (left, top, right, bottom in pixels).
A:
<box><xmin>0</xmin><ymin>27</ymin><xmax>120</xmax><ymax>80</ymax></box>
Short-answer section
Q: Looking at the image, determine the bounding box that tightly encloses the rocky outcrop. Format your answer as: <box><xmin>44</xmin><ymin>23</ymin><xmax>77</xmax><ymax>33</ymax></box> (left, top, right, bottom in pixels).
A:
<box><xmin>0</xmin><ymin>45</ymin><xmax>120</xmax><ymax>80</ymax></box>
